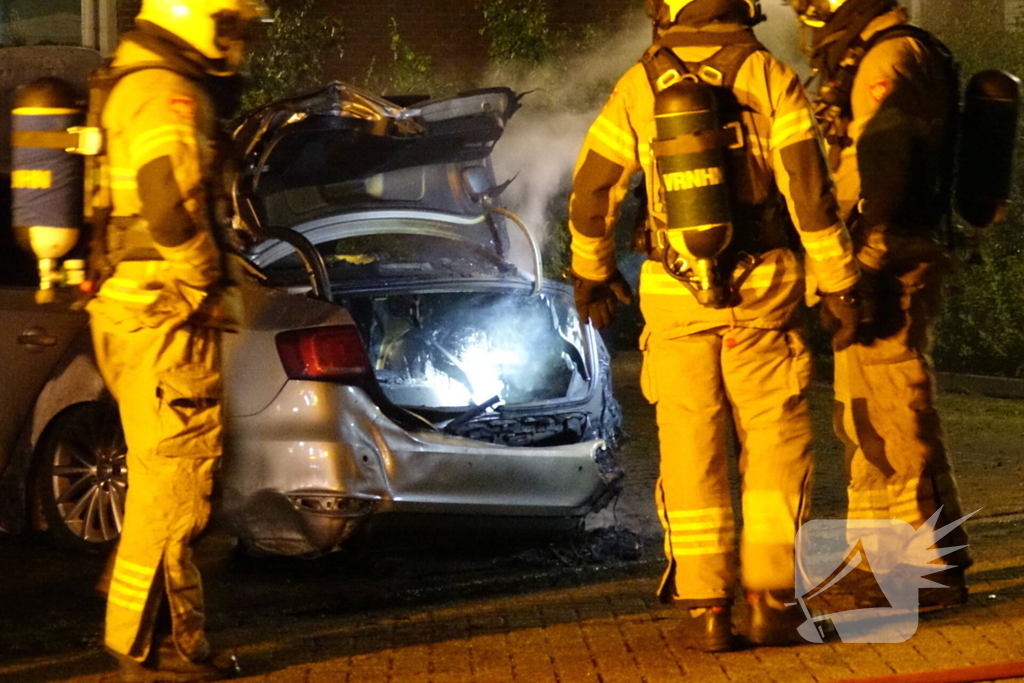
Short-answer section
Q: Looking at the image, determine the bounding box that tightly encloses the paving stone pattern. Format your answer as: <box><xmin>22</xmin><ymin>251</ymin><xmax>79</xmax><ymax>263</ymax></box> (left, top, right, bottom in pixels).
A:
<box><xmin>44</xmin><ymin>351</ymin><xmax>1024</xmax><ymax>683</ymax></box>
<box><xmin>50</xmin><ymin>566</ymin><xmax>1024</xmax><ymax>683</ymax></box>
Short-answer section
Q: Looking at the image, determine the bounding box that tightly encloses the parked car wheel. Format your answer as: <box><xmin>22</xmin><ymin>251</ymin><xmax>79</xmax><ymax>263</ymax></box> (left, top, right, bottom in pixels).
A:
<box><xmin>32</xmin><ymin>401</ymin><xmax>127</xmax><ymax>553</ymax></box>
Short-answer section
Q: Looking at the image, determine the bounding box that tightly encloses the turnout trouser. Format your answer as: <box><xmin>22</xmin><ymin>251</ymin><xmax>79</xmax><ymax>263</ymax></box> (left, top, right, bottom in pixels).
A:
<box><xmin>641</xmin><ymin>325</ymin><xmax>814</xmax><ymax>605</ymax></box>
<box><xmin>88</xmin><ymin>265</ymin><xmax>223</xmax><ymax>663</ymax></box>
<box><xmin>833</xmin><ymin>261</ymin><xmax>970</xmax><ymax>568</ymax></box>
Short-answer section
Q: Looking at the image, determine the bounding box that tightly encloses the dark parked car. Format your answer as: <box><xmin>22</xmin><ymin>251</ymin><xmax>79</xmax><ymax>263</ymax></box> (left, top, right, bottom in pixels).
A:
<box><xmin>0</xmin><ymin>84</ymin><xmax>622</xmax><ymax>556</ymax></box>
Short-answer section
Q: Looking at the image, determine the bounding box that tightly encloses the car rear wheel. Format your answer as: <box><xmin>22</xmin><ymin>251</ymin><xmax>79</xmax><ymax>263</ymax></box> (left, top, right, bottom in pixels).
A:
<box><xmin>32</xmin><ymin>401</ymin><xmax>127</xmax><ymax>553</ymax></box>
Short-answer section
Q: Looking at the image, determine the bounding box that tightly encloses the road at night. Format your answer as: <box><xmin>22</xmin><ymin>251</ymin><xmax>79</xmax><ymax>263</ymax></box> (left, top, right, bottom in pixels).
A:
<box><xmin>1</xmin><ymin>352</ymin><xmax>1023</xmax><ymax>682</ymax></box>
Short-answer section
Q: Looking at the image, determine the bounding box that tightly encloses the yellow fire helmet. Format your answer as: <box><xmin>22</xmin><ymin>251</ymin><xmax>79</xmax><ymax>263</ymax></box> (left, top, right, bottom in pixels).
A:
<box><xmin>645</xmin><ymin>0</ymin><xmax>763</xmax><ymax>27</ymax></box>
<box><xmin>136</xmin><ymin>0</ymin><xmax>272</xmax><ymax>74</ymax></box>
<box><xmin>788</xmin><ymin>0</ymin><xmax>849</xmax><ymax>27</ymax></box>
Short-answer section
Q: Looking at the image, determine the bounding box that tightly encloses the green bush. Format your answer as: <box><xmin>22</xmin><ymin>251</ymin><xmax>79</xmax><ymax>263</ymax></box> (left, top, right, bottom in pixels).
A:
<box><xmin>242</xmin><ymin>0</ymin><xmax>345</xmax><ymax>111</ymax></box>
<box><xmin>360</xmin><ymin>18</ymin><xmax>457</xmax><ymax>97</ymax></box>
<box><xmin>933</xmin><ymin>223</ymin><xmax>1024</xmax><ymax>377</ymax></box>
<box><xmin>479</xmin><ymin>0</ymin><xmax>551</xmax><ymax>65</ymax></box>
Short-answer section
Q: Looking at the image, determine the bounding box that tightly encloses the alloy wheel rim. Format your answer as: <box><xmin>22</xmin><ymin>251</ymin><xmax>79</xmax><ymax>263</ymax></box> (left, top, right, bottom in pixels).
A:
<box><xmin>50</xmin><ymin>410</ymin><xmax>127</xmax><ymax>543</ymax></box>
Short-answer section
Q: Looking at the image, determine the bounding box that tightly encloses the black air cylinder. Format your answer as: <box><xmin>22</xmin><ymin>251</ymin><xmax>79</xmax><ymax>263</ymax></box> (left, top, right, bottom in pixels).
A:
<box><xmin>654</xmin><ymin>77</ymin><xmax>733</xmax><ymax>260</ymax></box>
<box><xmin>956</xmin><ymin>70</ymin><xmax>1021</xmax><ymax>228</ymax></box>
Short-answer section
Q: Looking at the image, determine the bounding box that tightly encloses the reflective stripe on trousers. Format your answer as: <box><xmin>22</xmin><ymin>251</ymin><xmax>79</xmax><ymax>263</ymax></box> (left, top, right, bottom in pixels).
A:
<box><xmin>641</xmin><ymin>324</ymin><xmax>813</xmax><ymax>603</ymax></box>
<box><xmin>88</xmin><ymin>285</ymin><xmax>222</xmax><ymax>662</ymax></box>
<box><xmin>834</xmin><ymin>346</ymin><xmax>971</xmax><ymax>567</ymax></box>
<box><xmin>832</xmin><ymin>261</ymin><xmax>970</xmax><ymax>569</ymax></box>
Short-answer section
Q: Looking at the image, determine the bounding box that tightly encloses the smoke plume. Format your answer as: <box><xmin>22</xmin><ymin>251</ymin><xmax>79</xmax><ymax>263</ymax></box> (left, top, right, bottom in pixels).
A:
<box><xmin>487</xmin><ymin>2</ymin><xmax>809</xmax><ymax>267</ymax></box>
<box><xmin>486</xmin><ymin>11</ymin><xmax>651</xmax><ymax>262</ymax></box>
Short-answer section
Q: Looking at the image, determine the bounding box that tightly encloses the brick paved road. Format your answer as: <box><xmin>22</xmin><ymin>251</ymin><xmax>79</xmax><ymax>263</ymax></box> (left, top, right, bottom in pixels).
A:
<box><xmin>8</xmin><ymin>351</ymin><xmax>1024</xmax><ymax>683</ymax></box>
<box><xmin>27</xmin><ymin>532</ymin><xmax>1024</xmax><ymax>683</ymax></box>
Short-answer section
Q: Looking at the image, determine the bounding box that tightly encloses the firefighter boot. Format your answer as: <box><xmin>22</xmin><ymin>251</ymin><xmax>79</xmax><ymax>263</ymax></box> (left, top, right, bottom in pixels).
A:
<box><xmin>746</xmin><ymin>591</ymin><xmax>805</xmax><ymax>647</ymax></box>
<box><xmin>918</xmin><ymin>567</ymin><xmax>968</xmax><ymax>611</ymax></box>
<box><xmin>677</xmin><ymin>605</ymin><xmax>737</xmax><ymax>652</ymax></box>
<box><xmin>148</xmin><ymin>641</ymin><xmax>241</xmax><ymax>683</ymax></box>
<box><xmin>110</xmin><ymin>650</ymin><xmax>154</xmax><ymax>683</ymax></box>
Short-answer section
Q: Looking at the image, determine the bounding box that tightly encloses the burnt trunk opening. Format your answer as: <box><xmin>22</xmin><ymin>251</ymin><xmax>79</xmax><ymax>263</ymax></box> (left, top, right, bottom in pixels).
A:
<box><xmin>340</xmin><ymin>289</ymin><xmax>594</xmax><ymax>446</ymax></box>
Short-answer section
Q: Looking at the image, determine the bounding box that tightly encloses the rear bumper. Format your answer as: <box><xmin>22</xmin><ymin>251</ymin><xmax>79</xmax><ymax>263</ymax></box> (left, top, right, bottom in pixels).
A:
<box><xmin>219</xmin><ymin>382</ymin><xmax>614</xmax><ymax>556</ymax></box>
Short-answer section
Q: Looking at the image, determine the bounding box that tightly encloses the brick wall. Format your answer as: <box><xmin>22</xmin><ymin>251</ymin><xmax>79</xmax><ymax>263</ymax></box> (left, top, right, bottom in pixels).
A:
<box><xmin>324</xmin><ymin>0</ymin><xmax>486</xmax><ymax>82</ymax></box>
<box><xmin>310</xmin><ymin>0</ymin><xmax>636</xmax><ymax>83</ymax></box>
<box><xmin>117</xmin><ymin>0</ymin><xmax>141</xmax><ymax>35</ymax></box>
<box><xmin>113</xmin><ymin>0</ymin><xmax>637</xmax><ymax>82</ymax></box>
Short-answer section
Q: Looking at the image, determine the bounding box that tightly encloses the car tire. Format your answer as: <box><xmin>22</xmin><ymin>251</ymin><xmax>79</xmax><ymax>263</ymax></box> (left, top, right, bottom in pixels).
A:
<box><xmin>31</xmin><ymin>401</ymin><xmax>127</xmax><ymax>554</ymax></box>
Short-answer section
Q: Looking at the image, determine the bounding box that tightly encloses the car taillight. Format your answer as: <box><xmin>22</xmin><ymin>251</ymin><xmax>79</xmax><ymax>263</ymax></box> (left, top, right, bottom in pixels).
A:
<box><xmin>275</xmin><ymin>326</ymin><xmax>373</xmax><ymax>383</ymax></box>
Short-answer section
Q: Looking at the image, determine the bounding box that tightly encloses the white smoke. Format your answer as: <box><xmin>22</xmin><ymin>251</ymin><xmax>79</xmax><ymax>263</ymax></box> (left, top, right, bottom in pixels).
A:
<box><xmin>487</xmin><ymin>3</ymin><xmax>809</xmax><ymax>268</ymax></box>
<box><xmin>486</xmin><ymin>11</ymin><xmax>651</xmax><ymax>264</ymax></box>
<box><xmin>756</xmin><ymin>0</ymin><xmax>810</xmax><ymax>79</ymax></box>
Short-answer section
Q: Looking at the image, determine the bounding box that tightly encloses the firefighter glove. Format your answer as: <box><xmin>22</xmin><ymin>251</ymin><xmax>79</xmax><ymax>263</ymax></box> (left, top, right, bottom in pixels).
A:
<box><xmin>819</xmin><ymin>287</ymin><xmax>861</xmax><ymax>352</ymax></box>
<box><xmin>569</xmin><ymin>269</ymin><xmax>633</xmax><ymax>330</ymax></box>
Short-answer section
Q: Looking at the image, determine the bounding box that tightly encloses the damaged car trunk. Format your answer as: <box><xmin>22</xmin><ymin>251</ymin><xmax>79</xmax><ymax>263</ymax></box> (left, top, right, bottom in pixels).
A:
<box><xmin>223</xmin><ymin>84</ymin><xmax>622</xmax><ymax>556</ymax></box>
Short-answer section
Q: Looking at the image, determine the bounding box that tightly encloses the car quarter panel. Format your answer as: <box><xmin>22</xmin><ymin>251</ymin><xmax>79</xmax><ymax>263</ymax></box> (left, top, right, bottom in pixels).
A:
<box><xmin>223</xmin><ymin>270</ymin><xmax>356</xmax><ymax>418</ymax></box>
<box><xmin>220</xmin><ymin>381</ymin><xmax>610</xmax><ymax>554</ymax></box>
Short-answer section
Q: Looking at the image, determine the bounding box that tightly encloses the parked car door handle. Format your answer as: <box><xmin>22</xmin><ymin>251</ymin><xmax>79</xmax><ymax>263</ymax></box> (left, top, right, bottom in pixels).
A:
<box><xmin>18</xmin><ymin>327</ymin><xmax>59</xmax><ymax>353</ymax></box>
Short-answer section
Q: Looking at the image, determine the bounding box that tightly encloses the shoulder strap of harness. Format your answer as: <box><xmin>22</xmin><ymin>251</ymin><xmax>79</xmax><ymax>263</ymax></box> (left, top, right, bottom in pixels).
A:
<box><xmin>641</xmin><ymin>31</ymin><xmax>765</xmax><ymax>92</ymax></box>
<box><xmin>640</xmin><ymin>34</ymin><xmax>766</xmax><ymax>156</ymax></box>
<box><xmin>814</xmin><ymin>23</ymin><xmax>960</xmax><ymax>228</ymax></box>
<box><xmin>814</xmin><ymin>24</ymin><xmax>958</xmax><ymax>147</ymax></box>
<box><xmin>82</xmin><ymin>58</ymin><xmax>202</xmax><ymax>298</ymax></box>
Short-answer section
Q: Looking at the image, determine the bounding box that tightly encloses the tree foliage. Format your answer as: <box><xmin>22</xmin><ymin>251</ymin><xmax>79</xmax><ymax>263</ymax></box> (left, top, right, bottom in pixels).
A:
<box><xmin>479</xmin><ymin>0</ymin><xmax>551</xmax><ymax>65</ymax></box>
<box><xmin>241</xmin><ymin>0</ymin><xmax>344</xmax><ymax>111</ymax></box>
<box><xmin>933</xmin><ymin>224</ymin><xmax>1024</xmax><ymax>377</ymax></box>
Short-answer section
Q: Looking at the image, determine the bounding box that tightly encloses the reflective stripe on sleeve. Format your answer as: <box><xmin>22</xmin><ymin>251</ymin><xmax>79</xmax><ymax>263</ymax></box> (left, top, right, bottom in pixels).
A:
<box><xmin>800</xmin><ymin>223</ymin><xmax>853</xmax><ymax>261</ymax></box>
<box><xmin>570</xmin><ymin>238</ymin><xmax>617</xmax><ymax>263</ymax></box>
<box><xmin>130</xmin><ymin>124</ymin><xmax>197</xmax><ymax>169</ymax></box>
<box><xmin>589</xmin><ymin>115</ymin><xmax>636</xmax><ymax>166</ymax></box>
<box><xmin>770</xmin><ymin>108</ymin><xmax>815</xmax><ymax>149</ymax></box>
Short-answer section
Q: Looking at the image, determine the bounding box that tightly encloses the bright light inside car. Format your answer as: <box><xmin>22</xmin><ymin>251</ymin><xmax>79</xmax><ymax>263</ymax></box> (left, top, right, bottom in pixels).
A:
<box><xmin>366</xmin><ymin>292</ymin><xmax>587</xmax><ymax>410</ymax></box>
<box><xmin>458</xmin><ymin>333</ymin><xmax>522</xmax><ymax>404</ymax></box>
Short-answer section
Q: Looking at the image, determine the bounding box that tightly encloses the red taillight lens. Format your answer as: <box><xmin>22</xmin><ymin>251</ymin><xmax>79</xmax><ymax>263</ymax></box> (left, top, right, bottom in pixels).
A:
<box><xmin>275</xmin><ymin>326</ymin><xmax>373</xmax><ymax>383</ymax></box>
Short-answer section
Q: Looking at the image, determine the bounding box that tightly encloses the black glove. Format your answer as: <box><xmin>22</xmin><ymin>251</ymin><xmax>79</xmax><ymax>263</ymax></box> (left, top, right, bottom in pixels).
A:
<box><xmin>570</xmin><ymin>269</ymin><xmax>633</xmax><ymax>330</ymax></box>
<box><xmin>819</xmin><ymin>286</ymin><xmax>861</xmax><ymax>352</ymax></box>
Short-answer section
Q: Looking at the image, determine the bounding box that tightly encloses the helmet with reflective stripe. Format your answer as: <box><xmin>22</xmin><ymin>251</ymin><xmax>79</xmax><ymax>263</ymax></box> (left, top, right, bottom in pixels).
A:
<box><xmin>136</xmin><ymin>0</ymin><xmax>272</xmax><ymax>74</ymax></box>
<box><xmin>789</xmin><ymin>0</ymin><xmax>849</xmax><ymax>27</ymax></box>
<box><xmin>645</xmin><ymin>0</ymin><xmax>763</xmax><ymax>26</ymax></box>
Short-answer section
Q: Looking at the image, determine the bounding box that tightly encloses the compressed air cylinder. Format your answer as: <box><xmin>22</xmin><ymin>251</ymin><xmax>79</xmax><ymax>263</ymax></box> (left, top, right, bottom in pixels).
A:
<box><xmin>654</xmin><ymin>78</ymin><xmax>733</xmax><ymax>258</ymax></box>
<box><xmin>654</xmin><ymin>77</ymin><xmax>733</xmax><ymax>306</ymax></box>
<box><xmin>11</xmin><ymin>77</ymin><xmax>85</xmax><ymax>295</ymax></box>
<box><xmin>956</xmin><ymin>70</ymin><xmax>1021</xmax><ymax>228</ymax></box>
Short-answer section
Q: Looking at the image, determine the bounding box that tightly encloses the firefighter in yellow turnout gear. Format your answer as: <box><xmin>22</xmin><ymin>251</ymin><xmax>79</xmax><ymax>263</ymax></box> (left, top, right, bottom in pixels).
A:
<box><xmin>568</xmin><ymin>0</ymin><xmax>859</xmax><ymax>650</ymax></box>
<box><xmin>86</xmin><ymin>2</ymin><xmax>268</xmax><ymax>680</ymax></box>
<box><xmin>790</xmin><ymin>0</ymin><xmax>971</xmax><ymax>608</ymax></box>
